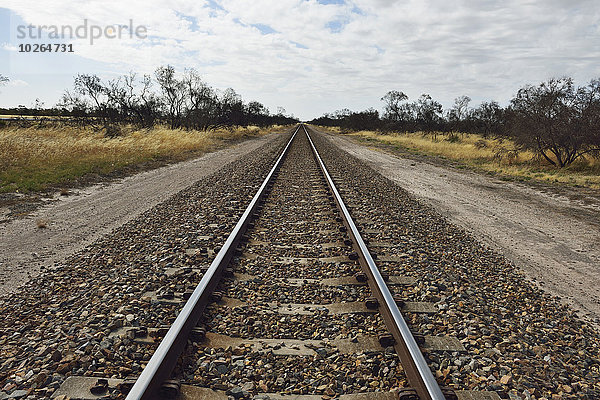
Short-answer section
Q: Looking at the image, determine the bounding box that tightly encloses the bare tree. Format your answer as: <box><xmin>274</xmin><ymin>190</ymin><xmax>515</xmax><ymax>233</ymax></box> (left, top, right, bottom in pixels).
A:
<box><xmin>155</xmin><ymin>65</ymin><xmax>186</xmax><ymax>129</ymax></box>
<box><xmin>107</xmin><ymin>72</ymin><xmax>158</xmax><ymax>128</ymax></box>
<box><xmin>31</xmin><ymin>98</ymin><xmax>45</xmax><ymax>116</ymax></box>
<box><xmin>58</xmin><ymin>89</ymin><xmax>90</xmax><ymax>117</ymax></box>
<box><xmin>183</xmin><ymin>69</ymin><xmax>217</xmax><ymax>130</ymax></box>
<box><xmin>60</xmin><ymin>74</ymin><xmax>119</xmax><ymax>134</ymax></box>
<box><xmin>447</xmin><ymin>95</ymin><xmax>471</xmax><ymax>121</ymax></box>
<box><xmin>137</xmin><ymin>74</ymin><xmax>160</xmax><ymax>128</ymax></box>
<box><xmin>444</xmin><ymin>95</ymin><xmax>471</xmax><ymax>134</ymax></box>
<box><xmin>106</xmin><ymin>73</ymin><xmax>135</xmax><ymax>124</ymax></box>
<box><xmin>53</xmin><ymin>66</ymin><xmax>298</xmax><ymax>131</ymax></box>
<box><xmin>276</xmin><ymin>106</ymin><xmax>287</xmax><ymax>117</ymax></box>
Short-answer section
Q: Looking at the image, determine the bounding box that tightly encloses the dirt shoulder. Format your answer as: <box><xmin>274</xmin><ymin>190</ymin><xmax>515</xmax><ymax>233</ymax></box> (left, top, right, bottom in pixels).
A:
<box><xmin>0</xmin><ymin>132</ymin><xmax>281</xmax><ymax>296</ymax></box>
<box><xmin>322</xmin><ymin>130</ymin><xmax>600</xmax><ymax>329</ymax></box>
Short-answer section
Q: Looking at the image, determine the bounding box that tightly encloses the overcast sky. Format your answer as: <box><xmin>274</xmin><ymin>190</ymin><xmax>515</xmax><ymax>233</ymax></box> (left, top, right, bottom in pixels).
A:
<box><xmin>1</xmin><ymin>0</ymin><xmax>599</xmax><ymax>120</ymax></box>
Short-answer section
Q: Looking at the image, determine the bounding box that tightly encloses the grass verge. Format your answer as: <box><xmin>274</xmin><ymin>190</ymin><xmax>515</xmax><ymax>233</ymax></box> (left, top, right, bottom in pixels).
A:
<box><xmin>0</xmin><ymin>124</ymin><xmax>285</xmax><ymax>193</ymax></box>
<box><xmin>320</xmin><ymin>127</ymin><xmax>600</xmax><ymax>189</ymax></box>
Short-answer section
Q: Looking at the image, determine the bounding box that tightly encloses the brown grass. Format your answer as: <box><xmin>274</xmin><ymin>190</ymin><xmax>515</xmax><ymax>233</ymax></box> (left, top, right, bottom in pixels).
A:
<box><xmin>0</xmin><ymin>124</ymin><xmax>285</xmax><ymax>193</ymax></box>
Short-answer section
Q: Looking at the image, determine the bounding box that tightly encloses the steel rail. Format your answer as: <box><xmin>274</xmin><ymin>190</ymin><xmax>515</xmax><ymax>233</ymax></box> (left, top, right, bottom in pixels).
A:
<box><xmin>126</xmin><ymin>125</ymin><xmax>301</xmax><ymax>400</ymax></box>
<box><xmin>303</xmin><ymin>124</ymin><xmax>446</xmax><ymax>400</ymax></box>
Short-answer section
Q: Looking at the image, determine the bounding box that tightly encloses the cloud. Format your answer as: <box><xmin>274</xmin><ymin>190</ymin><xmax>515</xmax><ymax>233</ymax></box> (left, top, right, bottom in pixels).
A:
<box><xmin>1</xmin><ymin>0</ymin><xmax>600</xmax><ymax>118</ymax></box>
<box><xmin>1</xmin><ymin>43</ymin><xmax>18</xmax><ymax>52</ymax></box>
<box><xmin>7</xmin><ymin>79</ymin><xmax>29</xmax><ymax>87</ymax></box>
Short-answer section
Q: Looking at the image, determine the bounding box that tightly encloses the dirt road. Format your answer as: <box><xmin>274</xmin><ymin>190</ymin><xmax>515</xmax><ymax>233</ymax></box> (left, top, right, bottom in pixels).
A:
<box><xmin>323</xmin><ymin>132</ymin><xmax>600</xmax><ymax>329</ymax></box>
<box><xmin>0</xmin><ymin>133</ymin><xmax>280</xmax><ymax>296</ymax></box>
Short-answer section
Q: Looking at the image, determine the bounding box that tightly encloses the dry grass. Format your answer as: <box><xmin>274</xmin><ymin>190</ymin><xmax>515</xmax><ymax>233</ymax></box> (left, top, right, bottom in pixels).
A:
<box><xmin>321</xmin><ymin>127</ymin><xmax>600</xmax><ymax>189</ymax></box>
<box><xmin>0</xmin><ymin>124</ymin><xmax>283</xmax><ymax>193</ymax></box>
<box><xmin>0</xmin><ymin>115</ymin><xmax>63</xmax><ymax>119</ymax></box>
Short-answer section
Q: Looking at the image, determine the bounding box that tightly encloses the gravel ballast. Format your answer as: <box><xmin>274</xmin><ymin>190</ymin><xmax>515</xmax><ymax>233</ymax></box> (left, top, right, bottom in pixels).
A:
<box><xmin>0</xmin><ymin>127</ymin><xmax>598</xmax><ymax>400</ymax></box>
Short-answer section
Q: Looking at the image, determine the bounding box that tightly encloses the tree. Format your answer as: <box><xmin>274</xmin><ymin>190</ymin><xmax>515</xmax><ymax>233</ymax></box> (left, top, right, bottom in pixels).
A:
<box><xmin>136</xmin><ymin>74</ymin><xmax>161</xmax><ymax>128</ymax></box>
<box><xmin>218</xmin><ymin>88</ymin><xmax>244</xmax><ymax>126</ymax></box>
<box><xmin>445</xmin><ymin>95</ymin><xmax>472</xmax><ymax>133</ymax></box>
<box><xmin>447</xmin><ymin>95</ymin><xmax>471</xmax><ymax>121</ymax></box>
<box><xmin>573</xmin><ymin>79</ymin><xmax>600</xmax><ymax>158</ymax></box>
<box><xmin>344</xmin><ymin>108</ymin><xmax>380</xmax><ymax>130</ymax></box>
<box><xmin>59</xmin><ymin>74</ymin><xmax>120</xmax><ymax>135</ymax></box>
<box><xmin>32</xmin><ymin>98</ymin><xmax>45</xmax><ymax>116</ymax></box>
<box><xmin>276</xmin><ymin>106</ymin><xmax>287</xmax><ymax>117</ymax></box>
<box><xmin>414</xmin><ymin>94</ymin><xmax>443</xmax><ymax>132</ymax></box>
<box><xmin>509</xmin><ymin>77</ymin><xmax>600</xmax><ymax>167</ymax></box>
<box><xmin>0</xmin><ymin>74</ymin><xmax>8</xmax><ymax>86</ymax></box>
<box><xmin>381</xmin><ymin>90</ymin><xmax>408</xmax><ymax>121</ymax></box>
<box><xmin>106</xmin><ymin>72</ymin><xmax>159</xmax><ymax>128</ymax></box>
<box><xmin>58</xmin><ymin>89</ymin><xmax>90</xmax><ymax>118</ymax></box>
<box><xmin>380</xmin><ymin>90</ymin><xmax>417</xmax><ymax>131</ymax></box>
<box><xmin>473</xmin><ymin>101</ymin><xmax>503</xmax><ymax>138</ymax></box>
<box><xmin>155</xmin><ymin>65</ymin><xmax>186</xmax><ymax>129</ymax></box>
<box><xmin>182</xmin><ymin>69</ymin><xmax>217</xmax><ymax>130</ymax></box>
<box><xmin>246</xmin><ymin>101</ymin><xmax>268</xmax><ymax>116</ymax></box>
<box><xmin>246</xmin><ymin>101</ymin><xmax>270</xmax><ymax>125</ymax></box>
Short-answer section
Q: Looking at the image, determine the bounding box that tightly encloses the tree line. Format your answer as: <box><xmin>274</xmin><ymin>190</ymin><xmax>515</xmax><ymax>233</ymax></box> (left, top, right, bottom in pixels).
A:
<box><xmin>1</xmin><ymin>67</ymin><xmax>297</xmax><ymax>135</ymax></box>
<box><xmin>310</xmin><ymin>77</ymin><xmax>600</xmax><ymax>168</ymax></box>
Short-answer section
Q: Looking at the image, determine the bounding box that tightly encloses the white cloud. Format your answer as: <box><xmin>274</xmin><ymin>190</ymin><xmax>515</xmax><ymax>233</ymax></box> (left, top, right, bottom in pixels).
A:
<box><xmin>1</xmin><ymin>43</ymin><xmax>18</xmax><ymax>52</ymax></box>
<box><xmin>2</xmin><ymin>0</ymin><xmax>600</xmax><ymax>118</ymax></box>
<box><xmin>7</xmin><ymin>79</ymin><xmax>29</xmax><ymax>87</ymax></box>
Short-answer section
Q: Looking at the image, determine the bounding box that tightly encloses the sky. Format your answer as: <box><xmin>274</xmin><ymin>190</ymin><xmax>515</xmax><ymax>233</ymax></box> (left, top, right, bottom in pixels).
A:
<box><xmin>1</xmin><ymin>0</ymin><xmax>599</xmax><ymax>120</ymax></box>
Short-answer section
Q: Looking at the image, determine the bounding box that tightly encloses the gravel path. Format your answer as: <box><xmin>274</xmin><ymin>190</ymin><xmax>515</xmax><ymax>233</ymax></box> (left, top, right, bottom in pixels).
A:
<box><xmin>0</xmin><ymin>133</ymin><xmax>280</xmax><ymax>297</ymax></box>
<box><xmin>321</xmin><ymin>130</ymin><xmax>600</xmax><ymax>329</ymax></box>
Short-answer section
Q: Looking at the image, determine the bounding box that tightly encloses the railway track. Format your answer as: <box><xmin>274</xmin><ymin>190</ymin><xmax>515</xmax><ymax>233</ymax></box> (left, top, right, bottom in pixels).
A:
<box><xmin>53</xmin><ymin>125</ymin><xmax>500</xmax><ymax>400</ymax></box>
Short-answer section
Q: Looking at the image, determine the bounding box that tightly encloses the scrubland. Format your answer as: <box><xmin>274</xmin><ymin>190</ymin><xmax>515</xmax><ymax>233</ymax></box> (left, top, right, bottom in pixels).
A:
<box><xmin>0</xmin><ymin>124</ymin><xmax>283</xmax><ymax>193</ymax></box>
<box><xmin>323</xmin><ymin>127</ymin><xmax>600</xmax><ymax>189</ymax></box>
